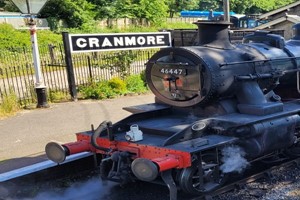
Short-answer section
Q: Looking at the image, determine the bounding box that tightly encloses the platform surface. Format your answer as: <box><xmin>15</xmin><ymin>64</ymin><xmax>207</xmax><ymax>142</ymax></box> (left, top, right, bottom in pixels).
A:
<box><xmin>0</xmin><ymin>93</ymin><xmax>155</xmax><ymax>176</ymax></box>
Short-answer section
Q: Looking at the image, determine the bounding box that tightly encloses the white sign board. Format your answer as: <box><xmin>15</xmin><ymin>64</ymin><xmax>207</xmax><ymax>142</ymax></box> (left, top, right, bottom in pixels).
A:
<box><xmin>69</xmin><ymin>32</ymin><xmax>172</xmax><ymax>53</ymax></box>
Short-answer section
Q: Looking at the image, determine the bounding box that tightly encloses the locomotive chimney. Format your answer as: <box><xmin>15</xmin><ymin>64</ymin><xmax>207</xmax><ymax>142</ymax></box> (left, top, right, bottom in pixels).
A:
<box><xmin>194</xmin><ymin>21</ymin><xmax>234</xmax><ymax>49</ymax></box>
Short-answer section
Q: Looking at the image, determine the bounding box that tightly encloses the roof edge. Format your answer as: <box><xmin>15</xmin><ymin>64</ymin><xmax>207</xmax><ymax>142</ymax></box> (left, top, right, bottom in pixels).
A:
<box><xmin>259</xmin><ymin>1</ymin><xmax>300</xmax><ymax>20</ymax></box>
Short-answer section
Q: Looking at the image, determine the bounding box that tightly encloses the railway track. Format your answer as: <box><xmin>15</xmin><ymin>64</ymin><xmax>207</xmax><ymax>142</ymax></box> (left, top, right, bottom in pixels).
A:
<box><xmin>189</xmin><ymin>156</ymin><xmax>300</xmax><ymax>200</ymax></box>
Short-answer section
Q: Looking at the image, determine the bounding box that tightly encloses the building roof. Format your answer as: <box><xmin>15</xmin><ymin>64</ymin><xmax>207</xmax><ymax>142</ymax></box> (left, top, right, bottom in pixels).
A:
<box><xmin>259</xmin><ymin>1</ymin><xmax>300</xmax><ymax>20</ymax></box>
<box><xmin>256</xmin><ymin>14</ymin><xmax>300</xmax><ymax>29</ymax></box>
<box><xmin>0</xmin><ymin>11</ymin><xmax>22</xmax><ymax>17</ymax></box>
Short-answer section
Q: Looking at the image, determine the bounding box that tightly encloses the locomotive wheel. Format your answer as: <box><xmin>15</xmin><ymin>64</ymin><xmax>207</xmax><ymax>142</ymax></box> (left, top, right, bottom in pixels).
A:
<box><xmin>178</xmin><ymin>154</ymin><xmax>227</xmax><ymax>195</ymax></box>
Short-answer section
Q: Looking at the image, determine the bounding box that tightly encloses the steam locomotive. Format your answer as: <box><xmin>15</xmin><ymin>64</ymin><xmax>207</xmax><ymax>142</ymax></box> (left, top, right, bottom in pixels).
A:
<box><xmin>45</xmin><ymin>21</ymin><xmax>300</xmax><ymax>199</ymax></box>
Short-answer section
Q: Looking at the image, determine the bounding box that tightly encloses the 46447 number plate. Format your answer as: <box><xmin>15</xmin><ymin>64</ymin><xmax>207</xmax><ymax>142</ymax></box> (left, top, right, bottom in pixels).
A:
<box><xmin>159</xmin><ymin>68</ymin><xmax>187</xmax><ymax>76</ymax></box>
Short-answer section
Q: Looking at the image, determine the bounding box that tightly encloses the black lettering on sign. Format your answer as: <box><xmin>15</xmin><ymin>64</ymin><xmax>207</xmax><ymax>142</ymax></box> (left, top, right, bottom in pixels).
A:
<box><xmin>69</xmin><ymin>32</ymin><xmax>171</xmax><ymax>53</ymax></box>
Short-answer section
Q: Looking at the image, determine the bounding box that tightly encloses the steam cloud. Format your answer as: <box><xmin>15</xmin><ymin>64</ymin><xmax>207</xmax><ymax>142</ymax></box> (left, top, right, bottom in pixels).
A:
<box><xmin>220</xmin><ymin>145</ymin><xmax>249</xmax><ymax>173</ymax></box>
<box><xmin>2</xmin><ymin>178</ymin><xmax>117</xmax><ymax>200</ymax></box>
<box><xmin>32</xmin><ymin>179</ymin><xmax>116</xmax><ymax>200</ymax></box>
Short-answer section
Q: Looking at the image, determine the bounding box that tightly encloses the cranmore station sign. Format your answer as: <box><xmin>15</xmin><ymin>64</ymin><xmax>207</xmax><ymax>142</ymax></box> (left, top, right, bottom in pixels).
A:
<box><xmin>62</xmin><ymin>31</ymin><xmax>172</xmax><ymax>99</ymax></box>
<box><xmin>69</xmin><ymin>32</ymin><xmax>172</xmax><ymax>53</ymax></box>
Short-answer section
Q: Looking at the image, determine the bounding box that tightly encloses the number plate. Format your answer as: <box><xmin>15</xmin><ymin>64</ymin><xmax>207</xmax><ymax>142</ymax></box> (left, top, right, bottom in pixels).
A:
<box><xmin>159</xmin><ymin>67</ymin><xmax>187</xmax><ymax>76</ymax></box>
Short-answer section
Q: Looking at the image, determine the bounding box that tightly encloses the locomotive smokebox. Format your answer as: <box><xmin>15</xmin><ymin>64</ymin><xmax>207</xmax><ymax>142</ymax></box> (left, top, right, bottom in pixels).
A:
<box><xmin>194</xmin><ymin>21</ymin><xmax>234</xmax><ymax>49</ymax></box>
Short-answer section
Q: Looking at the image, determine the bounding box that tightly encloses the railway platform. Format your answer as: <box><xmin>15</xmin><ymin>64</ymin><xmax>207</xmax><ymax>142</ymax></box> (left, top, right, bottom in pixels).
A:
<box><xmin>0</xmin><ymin>93</ymin><xmax>155</xmax><ymax>179</ymax></box>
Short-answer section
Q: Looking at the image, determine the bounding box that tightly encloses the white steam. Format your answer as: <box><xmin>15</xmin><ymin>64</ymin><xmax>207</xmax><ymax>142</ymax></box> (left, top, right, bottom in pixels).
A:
<box><xmin>30</xmin><ymin>179</ymin><xmax>116</xmax><ymax>200</ymax></box>
<box><xmin>3</xmin><ymin>178</ymin><xmax>117</xmax><ymax>200</ymax></box>
<box><xmin>220</xmin><ymin>146</ymin><xmax>249</xmax><ymax>173</ymax></box>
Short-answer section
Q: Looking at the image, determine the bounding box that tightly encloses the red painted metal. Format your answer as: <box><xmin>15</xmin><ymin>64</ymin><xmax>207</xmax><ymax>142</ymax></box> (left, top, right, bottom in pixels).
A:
<box><xmin>63</xmin><ymin>140</ymin><xmax>91</xmax><ymax>155</ymax></box>
<box><xmin>152</xmin><ymin>155</ymin><xmax>180</xmax><ymax>172</ymax></box>
<box><xmin>75</xmin><ymin>132</ymin><xmax>192</xmax><ymax>169</ymax></box>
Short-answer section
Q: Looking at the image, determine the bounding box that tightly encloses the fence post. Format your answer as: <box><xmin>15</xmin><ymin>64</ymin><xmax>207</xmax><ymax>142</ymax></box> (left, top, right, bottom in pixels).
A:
<box><xmin>62</xmin><ymin>32</ymin><xmax>77</xmax><ymax>101</ymax></box>
<box><xmin>87</xmin><ymin>55</ymin><xmax>93</xmax><ymax>81</ymax></box>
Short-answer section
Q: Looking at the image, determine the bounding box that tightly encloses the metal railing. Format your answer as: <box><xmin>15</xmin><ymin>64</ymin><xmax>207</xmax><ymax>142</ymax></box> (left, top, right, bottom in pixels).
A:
<box><xmin>0</xmin><ymin>43</ymin><xmax>157</xmax><ymax>106</ymax></box>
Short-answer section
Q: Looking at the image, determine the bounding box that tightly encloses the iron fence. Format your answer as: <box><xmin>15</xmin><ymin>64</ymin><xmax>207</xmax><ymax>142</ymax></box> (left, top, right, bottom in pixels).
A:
<box><xmin>0</xmin><ymin>43</ymin><xmax>158</xmax><ymax>106</ymax></box>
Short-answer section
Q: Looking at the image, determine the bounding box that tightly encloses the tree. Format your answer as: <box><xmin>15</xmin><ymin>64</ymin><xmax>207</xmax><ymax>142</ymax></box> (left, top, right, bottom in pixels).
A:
<box><xmin>88</xmin><ymin>0</ymin><xmax>116</xmax><ymax>19</ymax></box>
<box><xmin>2</xmin><ymin>0</ymin><xmax>299</xmax><ymax>30</ymax></box>
<box><xmin>40</xmin><ymin>0</ymin><xmax>96</xmax><ymax>28</ymax></box>
<box><xmin>114</xmin><ymin>0</ymin><xmax>140</xmax><ymax>18</ymax></box>
<box><xmin>167</xmin><ymin>0</ymin><xmax>200</xmax><ymax>17</ymax></box>
<box><xmin>245</xmin><ymin>0</ymin><xmax>296</xmax><ymax>14</ymax></box>
<box><xmin>0</xmin><ymin>0</ymin><xmax>5</xmax><ymax>10</ymax></box>
<box><xmin>138</xmin><ymin>0</ymin><xmax>169</xmax><ymax>25</ymax></box>
<box><xmin>0</xmin><ymin>0</ymin><xmax>20</xmax><ymax>12</ymax></box>
<box><xmin>229</xmin><ymin>0</ymin><xmax>254</xmax><ymax>13</ymax></box>
<box><xmin>199</xmin><ymin>0</ymin><xmax>222</xmax><ymax>11</ymax></box>
<box><xmin>91</xmin><ymin>0</ymin><xmax>169</xmax><ymax>25</ymax></box>
<box><xmin>274</xmin><ymin>0</ymin><xmax>297</xmax><ymax>9</ymax></box>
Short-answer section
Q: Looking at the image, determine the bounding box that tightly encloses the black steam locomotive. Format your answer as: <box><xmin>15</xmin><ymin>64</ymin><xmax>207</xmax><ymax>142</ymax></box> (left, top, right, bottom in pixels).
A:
<box><xmin>46</xmin><ymin>21</ymin><xmax>300</xmax><ymax>199</ymax></box>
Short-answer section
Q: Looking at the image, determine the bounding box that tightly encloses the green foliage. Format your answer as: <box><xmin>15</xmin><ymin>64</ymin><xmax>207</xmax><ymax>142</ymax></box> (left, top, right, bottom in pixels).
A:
<box><xmin>26</xmin><ymin>81</ymin><xmax>37</xmax><ymax>104</ymax></box>
<box><xmin>0</xmin><ymin>1</ymin><xmax>5</xmax><ymax>8</ymax></box>
<box><xmin>89</xmin><ymin>0</ymin><xmax>117</xmax><ymax>19</ymax></box>
<box><xmin>94</xmin><ymin>0</ymin><xmax>169</xmax><ymax>25</ymax></box>
<box><xmin>114</xmin><ymin>0</ymin><xmax>140</xmax><ymax>19</ymax></box>
<box><xmin>192</xmin><ymin>0</ymin><xmax>299</xmax><ymax>14</ymax></box>
<box><xmin>274</xmin><ymin>0</ymin><xmax>297</xmax><ymax>9</ymax></box>
<box><xmin>108</xmin><ymin>77</ymin><xmax>127</xmax><ymax>95</ymax></box>
<box><xmin>230</xmin><ymin>0</ymin><xmax>254</xmax><ymax>14</ymax></box>
<box><xmin>125</xmin><ymin>74</ymin><xmax>147</xmax><ymax>93</ymax></box>
<box><xmin>0</xmin><ymin>23</ymin><xmax>61</xmax><ymax>49</ymax></box>
<box><xmin>167</xmin><ymin>0</ymin><xmax>200</xmax><ymax>17</ymax></box>
<box><xmin>138</xmin><ymin>0</ymin><xmax>169</xmax><ymax>25</ymax></box>
<box><xmin>249</xmin><ymin>0</ymin><xmax>296</xmax><ymax>13</ymax></box>
<box><xmin>65</xmin><ymin>20</ymin><xmax>197</xmax><ymax>34</ymax></box>
<box><xmin>41</xmin><ymin>0</ymin><xmax>96</xmax><ymax>28</ymax></box>
<box><xmin>35</xmin><ymin>30</ymin><xmax>62</xmax><ymax>45</ymax></box>
<box><xmin>2</xmin><ymin>0</ymin><xmax>300</xmax><ymax>30</ymax></box>
<box><xmin>49</xmin><ymin>90</ymin><xmax>70</xmax><ymax>102</ymax></box>
<box><xmin>100</xmin><ymin>51</ymin><xmax>137</xmax><ymax>79</ymax></box>
<box><xmin>0</xmin><ymin>24</ymin><xmax>30</xmax><ymax>48</ymax></box>
<box><xmin>198</xmin><ymin>0</ymin><xmax>222</xmax><ymax>11</ymax></box>
<box><xmin>79</xmin><ymin>74</ymin><xmax>147</xmax><ymax>100</ymax></box>
<box><xmin>0</xmin><ymin>1</ymin><xmax>18</xmax><ymax>12</ymax></box>
<box><xmin>140</xmin><ymin>70</ymin><xmax>147</xmax><ymax>85</ymax></box>
<box><xmin>0</xmin><ymin>91</ymin><xmax>20</xmax><ymax>118</ymax></box>
<box><xmin>79</xmin><ymin>80</ymin><xmax>117</xmax><ymax>99</ymax></box>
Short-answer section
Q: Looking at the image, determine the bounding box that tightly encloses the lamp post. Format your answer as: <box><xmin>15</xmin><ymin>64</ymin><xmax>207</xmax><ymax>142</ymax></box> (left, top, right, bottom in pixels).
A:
<box><xmin>10</xmin><ymin>0</ymin><xmax>49</xmax><ymax>108</ymax></box>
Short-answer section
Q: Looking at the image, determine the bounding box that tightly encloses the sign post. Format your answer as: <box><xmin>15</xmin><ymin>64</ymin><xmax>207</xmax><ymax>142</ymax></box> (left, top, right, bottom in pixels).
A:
<box><xmin>62</xmin><ymin>32</ymin><xmax>77</xmax><ymax>100</ymax></box>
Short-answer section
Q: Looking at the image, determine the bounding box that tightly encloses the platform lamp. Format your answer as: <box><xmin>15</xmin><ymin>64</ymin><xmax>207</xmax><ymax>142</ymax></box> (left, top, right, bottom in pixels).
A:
<box><xmin>10</xmin><ymin>0</ymin><xmax>49</xmax><ymax>108</ymax></box>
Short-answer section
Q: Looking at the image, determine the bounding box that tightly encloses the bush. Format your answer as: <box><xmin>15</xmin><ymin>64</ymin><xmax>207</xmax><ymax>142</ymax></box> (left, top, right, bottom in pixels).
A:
<box><xmin>79</xmin><ymin>80</ymin><xmax>117</xmax><ymax>100</ymax></box>
<box><xmin>108</xmin><ymin>77</ymin><xmax>127</xmax><ymax>95</ymax></box>
<box><xmin>140</xmin><ymin>70</ymin><xmax>147</xmax><ymax>86</ymax></box>
<box><xmin>0</xmin><ymin>92</ymin><xmax>20</xmax><ymax>118</ymax></box>
<box><xmin>125</xmin><ymin>74</ymin><xmax>148</xmax><ymax>93</ymax></box>
<box><xmin>0</xmin><ymin>24</ymin><xmax>30</xmax><ymax>48</ymax></box>
<box><xmin>49</xmin><ymin>90</ymin><xmax>70</xmax><ymax>102</ymax></box>
<box><xmin>0</xmin><ymin>23</ymin><xmax>61</xmax><ymax>49</ymax></box>
<box><xmin>79</xmin><ymin>74</ymin><xmax>148</xmax><ymax>100</ymax></box>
